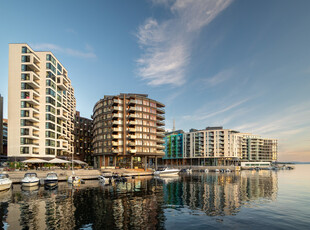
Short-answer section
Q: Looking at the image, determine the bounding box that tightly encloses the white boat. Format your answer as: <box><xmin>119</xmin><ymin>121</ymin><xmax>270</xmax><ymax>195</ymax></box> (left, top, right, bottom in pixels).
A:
<box><xmin>215</xmin><ymin>169</ymin><xmax>220</xmax><ymax>173</ymax></box>
<box><xmin>98</xmin><ymin>175</ymin><xmax>109</xmax><ymax>184</ymax></box>
<box><xmin>0</xmin><ymin>174</ymin><xmax>12</xmax><ymax>191</ymax></box>
<box><xmin>21</xmin><ymin>173</ymin><xmax>40</xmax><ymax>187</ymax></box>
<box><xmin>44</xmin><ymin>172</ymin><xmax>58</xmax><ymax>188</ymax></box>
<box><xmin>154</xmin><ymin>168</ymin><xmax>180</xmax><ymax>176</ymax></box>
<box><xmin>186</xmin><ymin>169</ymin><xmax>193</xmax><ymax>173</ymax></box>
<box><xmin>225</xmin><ymin>169</ymin><xmax>232</xmax><ymax>173</ymax></box>
<box><xmin>68</xmin><ymin>174</ymin><xmax>81</xmax><ymax>185</ymax></box>
<box><xmin>204</xmin><ymin>169</ymin><xmax>209</xmax><ymax>173</ymax></box>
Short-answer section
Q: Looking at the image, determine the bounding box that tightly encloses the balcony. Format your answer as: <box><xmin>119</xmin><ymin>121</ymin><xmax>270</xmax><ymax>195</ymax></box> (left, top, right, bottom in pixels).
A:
<box><xmin>112</xmin><ymin>141</ymin><xmax>119</xmax><ymax>145</ymax></box>
<box><xmin>112</xmin><ymin>135</ymin><xmax>122</xmax><ymax>139</ymax></box>
<box><xmin>112</xmin><ymin>120</ymin><xmax>123</xmax><ymax>126</ymax></box>
<box><xmin>128</xmin><ymin>142</ymin><xmax>135</xmax><ymax>146</ymax></box>
<box><xmin>156</xmin><ymin>138</ymin><xmax>165</xmax><ymax>143</ymax></box>
<box><xmin>113</xmin><ymin>99</ymin><xmax>121</xmax><ymax>104</ymax></box>
<box><xmin>156</xmin><ymin>107</ymin><xmax>165</xmax><ymax>114</ymax></box>
<box><xmin>129</xmin><ymin>149</ymin><xmax>137</xmax><ymax>154</ymax></box>
<box><xmin>22</xmin><ymin>108</ymin><xmax>40</xmax><ymax>123</ymax></box>
<box><xmin>128</xmin><ymin>107</ymin><xmax>138</xmax><ymax>112</ymax></box>
<box><xmin>21</xmin><ymin>72</ymin><xmax>40</xmax><ymax>88</ymax></box>
<box><xmin>57</xmin><ymin>75</ymin><xmax>68</xmax><ymax>90</ymax></box>
<box><xmin>157</xmin><ymin>132</ymin><xmax>165</xmax><ymax>138</ymax></box>
<box><xmin>112</xmin><ymin>106</ymin><xmax>123</xmax><ymax>111</ymax></box>
<box><xmin>128</xmin><ymin>114</ymin><xmax>137</xmax><ymax>119</ymax></box>
<box><xmin>156</xmin><ymin>114</ymin><xmax>165</xmax><ymax>120</ymax></box>
<box><xmin>112</xmin><ymin>113</ymin><xmax>122</xmax><ymax>119</ymax></box>
<box><xmin>129</xmin><ymin>121</ymin><xmax>137</xmax><ymax>126</ymax></box>
<box><xmin>57</xmin><ymin>108</ymin><xmax>68</xmax><ymax>120</ymax></box>
<box><xmin>156</xmin><ymin>150</ymin><xmax>165</xmax><ymax>155</ymax></box>
<box><xmin>129</xmin><ymin>100</ymin><xmax>137</xmax><ymax>105</ymax></box>
<box><xmin>128</xmin><ymin>128</ymin><xmax>136</xmax><ymax>132</ymax></box>
<box><xmin>112</xmin><ymin>149</ymin><xmax>118</xmax><ymax>154</ymax></box>
<box><xmin>156</xmin><ymin>127</ymin><xmax>165</xmax><ymax>132</ymax></box>
<box><xmin>21</xmin><ymin>90</ymin><xmax>40</xmax><ymax>106</ymax></box>
<box><xmin>112</xmin><ymin>127</ymin><xmax>123</xmax><ymax>132</ymax></box>
<box><xmin>128</xmin><ymin>135</ymin><xmax>136</xmax><ymax>139</ymax></box>
<box><xmin>156</xmin><ymin>120</ymin><xmax>165</xmax><ymax>126</ymax></box>
<box><xmin>156</xmin><ymin>145</ymin><xmax>165</xmax><ymax>149</ymax></box>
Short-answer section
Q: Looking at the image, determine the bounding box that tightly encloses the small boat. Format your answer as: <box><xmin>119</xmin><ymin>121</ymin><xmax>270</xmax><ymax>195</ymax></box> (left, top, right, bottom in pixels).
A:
<box><xmin>220</xmin><ymin>169</ymin><xmax>225</xmax><ymax>173</ymax></box>
<box><xmin>215</xmin><ymin>169</ymin><xmax>220</xmax><ymax>173</ymax></box>
<box><xmin>44</xmin><ymin>172</ymin><xmax>58</xmax><ymax>188</ymax></box>
<box><xmin>154</xmin><ymin>168</ymin><xmax>180</xmax><ymax>176</ymax></box>
<box><xmin>204</xmin><ymin>169</ymin><xmax>209</xmax><ymax>173</ymax></box>
<box><xmin>99</xmin><ymin>175</ymin><xmax>109</xmax><ymax>184</ymax></box>
<box><xmin>186</xmin><ymin>169</ymin><xmax>193</xmax><ymax>173</ymax></box>
<box><xmin>225</xmin><ymin>169</ymin><xmax>231</xmax><ymax>173</ymax></box>
<box><xmin>0</xmin><ymin>174</ymin><xmax>12</xmax><ymax>191</ymax></box>
<box><xmin>68</xmin><ymin>174</ymin><xmax>81</xmax><ymax>185</ymax></box>
<box><xmin>21</xmin><ymin>173</ymin><xmax>40</xmax><ymax>187</ymax></box>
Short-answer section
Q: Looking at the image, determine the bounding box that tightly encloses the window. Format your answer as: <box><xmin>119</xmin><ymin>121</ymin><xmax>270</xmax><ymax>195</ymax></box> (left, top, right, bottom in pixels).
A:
<box><xmin>46</xmin><ymin>131</ymin><xmax>55</xmax><ymax>138</ymax></box>
<box><xmin>46</xmin><ymin>105</ymin><xmax>55</xmax><ymax>114</ymax></box>
<box><xmin>21</xmin><ymin>92</ymin><xmax>30</xmax><ymax>99</ymax></box>
<box><xmin>21</xmin><ymin>128</ymin><xmax>29</xmax><ymax>135</ymax></box>
<box><xmin>21</xmin><ymin>74</ymin><xmax>30</xmax><ymax>81</ymax></box>
<box><xmin>46</xmin><ymin>63</ymin><xmax>56</xmax><ymax>73</ymax></box>
<box><xmin>46</xmin><ymin>114</ymin><xmax>55</xmax><ymax>122</ymax></box>
<box><xmin>21</xmin><ymin>110</ymin><xmax>30</xmax><ymax>117</ymax></box>
<box><xmin>46</xmin><ymin>122</ymin><xmax>55</xmax><ymax>130</ymax></box>
<box><xmin>46</xmin><ymin>79</ymin><xmax>56</xmax><ymax>89</ymax></box>
<box><xmin>22</xmin><ymin>46</ymin><xmax>30</xmax><ymax>54</ymax></box>
<box><xmin>21</xmin><ymin>55</ymin><xmax>30</xmax><ymax>63</ymax></box>
<box><xmin>46</xmin><ymin>88</ymin><xmax>56</xmax><ymax>97</ymax></box>
<box><xmin>20</xmin><ymin>147</ymin><xmax>30</xmax><ymax>154</ymax></box>
<box><xmin>46</xmin><ymin>148</ymin><xmax>55</xmax><ymax>155</ymax></box>
<box><xmin>57</xmin><ymin>63</ymin><xmax>62</xmax><ymax>72</ymax></box>
<box><xmin>46</xmin><ymin>71</ymin><xmax>56</xmax><ymax>82</ymax></box>
<box><xmin>46</xmin><ymin>96</ymin><xmax>56</xmax><ymax>106</ymax></box>
<box><xmin>46</xmin><ymin>54</ymin><xmax>56</xmax><ymax>65</ymax></box>
<box><xmin>46</xmin><ymin>140</ymin><xmax>55</xmax><ymax>147</ymax></box>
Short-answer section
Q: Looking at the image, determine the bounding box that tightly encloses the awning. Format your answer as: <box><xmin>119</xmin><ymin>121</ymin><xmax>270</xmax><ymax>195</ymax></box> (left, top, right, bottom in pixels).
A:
<box><xmin>49</xmin><ymin>158</ymin><xmax>71</xmax><ymax>164</ymax></box>
<box><xmin>73</xmin><ymin>160</ymin><xmax>88</xmax><ymax>165</ymax></box>
<box><xmin>22</xmin><ymin>158</ymin><xmax>49</xmax><ymax>163</ymax></box>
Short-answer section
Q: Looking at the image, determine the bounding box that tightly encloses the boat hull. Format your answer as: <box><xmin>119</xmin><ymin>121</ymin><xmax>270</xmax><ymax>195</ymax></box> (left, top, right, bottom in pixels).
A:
<box><xmin>154</xmin><ymin>170</ymin><xmax>180</xmax><ymax>176</ymax></box>
<box><xmin>22</xmin><ymin>181</ymin><xmax>39</xmax><ymax>187</ymax></box>
<box><xmin>0</xmin><ymin>182</ymin><xmax>12</xmax><ymax>191</ymax></box>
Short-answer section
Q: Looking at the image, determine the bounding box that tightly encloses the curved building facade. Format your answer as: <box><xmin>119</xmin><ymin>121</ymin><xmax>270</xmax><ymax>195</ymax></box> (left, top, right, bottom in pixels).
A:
<box><xmin>92</xmin><ymin>93</ymin><xmax>165</xmax><ymax>169</ymax></box>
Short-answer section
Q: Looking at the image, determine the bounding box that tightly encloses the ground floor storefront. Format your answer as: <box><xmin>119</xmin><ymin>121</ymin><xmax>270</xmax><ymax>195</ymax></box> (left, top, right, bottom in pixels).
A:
<box><xmin>161</xmin><ymin>158</ymin><xmax>240</xmax><ymax>166</ymax></box>
<box><xmin>93</xmin><ymin>155</ymin><xmax>160</xmax><ymax>170</ymax></box>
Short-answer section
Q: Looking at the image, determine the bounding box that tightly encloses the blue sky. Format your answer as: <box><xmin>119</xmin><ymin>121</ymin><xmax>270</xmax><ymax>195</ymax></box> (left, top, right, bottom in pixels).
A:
<box><xmin>0</xmin><ymin>0</ymin><xmax>309</xmax><ymax>161</ymax></box>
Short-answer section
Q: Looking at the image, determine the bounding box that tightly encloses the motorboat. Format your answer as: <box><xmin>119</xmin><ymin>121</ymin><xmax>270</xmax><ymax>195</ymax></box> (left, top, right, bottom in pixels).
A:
<box><xmin>154</xmin><ymin>168</ymin><xmax>180</xmax><ymax>176</ymax></box>
<box><xmin>44</xmin><ymin>172</ymin><xmax>58</xmax><ymax>188</ymax></box>
<box><xmin>225</xmin><ymin>169</ymin><xmax>232</xmax><ymax>173</ymax></box>
<box><xmin>21</xmin><ymin>173</ymin><xmax>40</xmax><ymax>187</ymax></box>
<box><xmin>215</xmin><ymin>169</ymin><xmax>220</xmax><ymax>173</ymax></box>
<box><xmin>0</xmin><ymin>174</ymin><xmax>12</xmax><ymax>191</ymax></box>
<box><xmin>68</xmin><ymin>174</ymin><xmax>81</xmax><ymax>185</ymax></box>
<box><xmin>204</xmin><ymin>169</ymin><xmax>209</xmax><ymax>173</ymax></box>
<box><xmin>99</xmin><ymin>175</ymin><xmax>110</xmax><ymax>184</ymax></box>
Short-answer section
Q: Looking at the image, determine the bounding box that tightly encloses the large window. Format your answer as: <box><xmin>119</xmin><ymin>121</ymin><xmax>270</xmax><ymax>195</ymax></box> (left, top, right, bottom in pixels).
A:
<box><xmin>20</xmin><ymin>147</ymin><xmax>30</xmax><ymax>154</ymax></box>
<box><xmin>22</xmin><ymin>46</ymin><xmax>30</xmax><ymax>54</ymax></box>
<box><xmin>21</xmin><ymin>55</ymin><xmax>30</xmax><ymax>62</ymax></box>
<box><xmin>46</xmin><ymin>88</ymin><xmax>56</xmax><ymax>97</ymax></box>
<box><xmin>46</xmin><ymin>79</ymin><xmax>56</xmax><ymax>89</ymax></box>
<box><xmin>21</xmin><ymin>110</ymin><xmax>30</xmax><ymax>117</ymax></box>
<box><xmin>46</xmin><ymin>105</ymin><xmax>55</xmax><ymax>114</ymax></box>
<box><xmin>46</xmin><ymin>96</ymin><xmax>56</xmax><ymax>106</ymax></box>
<box><xmin>46</xmin><ymin>148</ymin><xmax>55</xmax><ymax>155</ymax></box>
<box><xmin>46</xmin><ymin>113</ymin><xmax>55</xmax><ymax>122</ymax></box>
<box><xmin>21</xmin><ymin>74</ymin><xmax>30</xmax><ymax>81</ymax></box>
<box><xmin>46</xmin><ymin>122</ymin><xmax>55</xmax><ymax>130</ymax></box>
<box><xmin>46</xmin><ymin>63</ymin><xmax>56</xmax><ymax>73</ymax></box>
<box><xmin>21</xmin><ymin>128</ymin><xmax>30</xmax><ymax>135</ymax></box>
<box><xmin>46</xmin><ymin>71</ymin><xmax>56</xmax><ymax>82</ymax></box>
<box><xmin>46</xmin><ymin>54</ymin><xmax>56</xmax><ymax>65</ymax></box>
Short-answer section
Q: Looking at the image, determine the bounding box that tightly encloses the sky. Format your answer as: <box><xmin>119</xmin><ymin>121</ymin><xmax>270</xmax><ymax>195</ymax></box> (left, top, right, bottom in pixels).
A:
<box><xmin>0</xmin><ymin>0</ymin><xmax>309</xmax><ymax>161</ymax></box>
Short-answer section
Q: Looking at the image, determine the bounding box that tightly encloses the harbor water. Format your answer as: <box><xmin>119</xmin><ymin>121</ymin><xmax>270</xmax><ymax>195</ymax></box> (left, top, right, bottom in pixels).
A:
<box><xmin>0</xmin><ymin>164</ymin><xmax>309</xmax><ymax>229</ymax></box>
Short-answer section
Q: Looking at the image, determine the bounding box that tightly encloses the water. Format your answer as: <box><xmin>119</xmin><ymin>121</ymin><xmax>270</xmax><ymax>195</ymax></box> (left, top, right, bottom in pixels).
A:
<box><xmin>0</xmin><ymin>165</ymin><xmax>309</xmax><ymax>230</ymax></box>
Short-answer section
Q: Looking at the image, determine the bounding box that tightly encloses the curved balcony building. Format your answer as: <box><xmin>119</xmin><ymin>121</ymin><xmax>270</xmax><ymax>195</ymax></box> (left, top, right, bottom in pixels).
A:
<box><xmin>92</xmin><ymin>93</ymin><xmax>165</xmax><ymax>169</ymax></box>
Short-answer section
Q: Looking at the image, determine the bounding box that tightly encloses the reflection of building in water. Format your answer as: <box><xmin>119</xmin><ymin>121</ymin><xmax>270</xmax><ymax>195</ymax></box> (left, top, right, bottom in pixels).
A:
<box><xmin>164</xmin><ymin>172</ymin><xmax>278</xmax><ymax>216</ymax></box>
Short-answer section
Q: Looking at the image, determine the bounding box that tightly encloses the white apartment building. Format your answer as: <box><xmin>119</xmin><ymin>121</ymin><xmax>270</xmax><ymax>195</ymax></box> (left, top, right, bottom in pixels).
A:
<box><xmin>181</xmin><ymin>127</ymin><xmax>277</xmax><ymax>166</ymax></box>
<box><xmin>8</xmin><ymin>44</ymin><xmax>76</xmax><ymax>159</ymax></box>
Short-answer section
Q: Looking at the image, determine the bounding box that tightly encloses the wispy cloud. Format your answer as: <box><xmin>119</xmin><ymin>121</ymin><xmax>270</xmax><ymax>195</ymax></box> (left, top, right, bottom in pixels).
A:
<box><xmin>203</xmin><ymin>69</ymin><xmax>233</xmax><ymax>87</ymax></box>
<box><xmin>182</xmin><ymin>97</ymin><xmax>251</xmax><ymax>121</ymax></box>
<box><xmin>136</xmin><ymin>0</ymin><xmax>233</xmax><ymax>86</ymax></box>
<box><xmin>31</xmin><ymin>43</ymin><xmax>96</xmax><ymax>59</ymax></box>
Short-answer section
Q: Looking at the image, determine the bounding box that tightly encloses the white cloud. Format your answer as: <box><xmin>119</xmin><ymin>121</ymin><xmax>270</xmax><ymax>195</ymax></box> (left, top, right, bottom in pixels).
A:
<box><xmin>136</xmin><ymin>0</ymin><xmax>233</xmax><ymax>86</ymax></box>
<box><xmin>203</xmin><ymin>69</ymin><xmax>233</xmax><ymax>87</ymax></box>
<box><xmin>31</xmin><ymin>43</ymin><xmax>96</xmax><ymax>59</ymax></box>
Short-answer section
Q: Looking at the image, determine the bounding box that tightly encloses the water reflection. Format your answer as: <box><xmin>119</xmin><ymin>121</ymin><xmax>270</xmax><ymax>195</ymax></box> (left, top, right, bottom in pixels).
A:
<box><xmin>0</xmin><ymin>171</ymin><xmax>278</xmax><ymax>229</ymax></box>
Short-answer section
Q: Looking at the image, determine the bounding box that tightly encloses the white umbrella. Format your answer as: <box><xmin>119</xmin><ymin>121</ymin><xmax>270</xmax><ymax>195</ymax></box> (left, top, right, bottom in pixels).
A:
<box><xmin>22</xmin><ymin>158</ymin><xmax>49</xmax><ymax>163</ymax></box>
<box><xmin>73</xmin><ymin>160</ymin><xmax>88</xmax><ymax>165</ymax></box>
<box><xmin>49</xmin><ymin>158</ymin><xmax>71</xmax><ymax>164</ymax></box>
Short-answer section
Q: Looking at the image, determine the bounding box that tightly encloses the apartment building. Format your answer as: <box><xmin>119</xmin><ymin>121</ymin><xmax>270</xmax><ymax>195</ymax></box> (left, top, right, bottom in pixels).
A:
<box><xmin>8</xmin><ymin>44</ymin><xmax>76</xmax><ymax>159</ymax></box>
<box><xmin>92</xmin><ymin>93</ymin><xmax>165</xmax><ymax>169</ymax></box>
<box><xmin>163</xmin><ymin>130</ymin><xmax>184</xmax><ymax>165</ymax></box>
<box><xmin>74</xmin><ymin>111</ymin><xmax>93</xmax><ymax>164</ymax></box>
<box><xmin>163</xmin><ymin>127</ymin><xmax>278</xmax><ymax>166</ymax></box>
<box><xmin>2</xmin><ymin>119</ymin><xmax>8</xmax><ymax>156</ymax></box>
